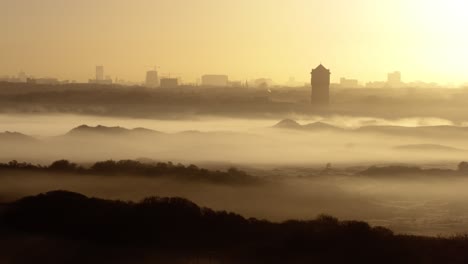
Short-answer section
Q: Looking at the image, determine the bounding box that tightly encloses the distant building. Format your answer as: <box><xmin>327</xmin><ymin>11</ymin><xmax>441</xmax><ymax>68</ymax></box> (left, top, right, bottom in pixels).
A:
<box><xmin>1</xmin><ymin>72</ymin><xmax>29</xmax><ymax>83</ymax></box>
<box><xmin>88</xmin><ymin>78</ymin><xmax>112</xmax><ymax>85</ymax></box>
<box><xmin>0</xmin><ymin>76</ymin><xmax>21</xmax><ymax>83</ymax></box>
<box><xmin>228</xmin><ymin>81</ymin><xmax>243</xmax><ymax>87</ymax></box>
<box><xmin>201</xmin><ymin>75</ymin><xmax>228</xmax><ymax>87</ymax></box>
<box><xmin>387</xmin><ymin>71</ymin><xmax>402</xmax><ymax>88</ymax></box>
<box><xmin>89</xmin><ymin>65</ymin><xmax>112</xmax><ymax>84</ymax></box>
<box><xmin>339</xmin><ymin>78</ymin><xmax>359</xmax><ymax>88</ymax></box>
<box><xmin>160</xmin><ymin>78</ymin><xmax>178</xmax><ymax>88</ymax></box>
<box><xmin>88</xmin><ymin>79</ymin><xmax>112</xmax><ymax>85</ymax></box>
<box><xmin>254</xmin><ymin>78</ymin><xmax>273</xmax><ymax>88</ymax></box>
<box><xmin>26</xmin><ymin>78</ymin><xmax>59</xmax><ymax>85</ymax></box>
<box><xmin>406</xmin><ymin>81</ymin><xmax>439</xmax><ymax>89</ymax></box>
<box><xmin>311</xmin><ymin>64</ymin><xmax>331</xmax><ymax>105</ymax></box>
<box><xmin>96</xmin><ymin>66</ymin><xmax>104</xmax><ymax>81</ymax></box>
<box><xmin>145</xmin><ymin>70</ymin><xmax>159</xmax><ymax>88</ymax></box>
<box><xmin>18</xmin><ymin>71</ymin><xmax>27</xmax><ymax>82</ymax></box>
<box><xmin>365</xmin><ymin>81</ymin><xmax>386</xmax><ymax>88</ymax></box>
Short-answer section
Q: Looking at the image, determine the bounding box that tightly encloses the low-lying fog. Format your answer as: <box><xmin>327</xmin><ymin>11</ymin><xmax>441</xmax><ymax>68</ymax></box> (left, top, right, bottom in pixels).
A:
<box><xmin>1</xmin><ymin>113</ymin><xmax>468</xmax><ymax>165</ymax></box>
<box><xmin>0</xmin><ymin>113</ymin><xmax>458</xmax><ymax>136</ymax></box>
<box><xmin>0</xmin><ymin>113</ymin><xmax>275</xmax><ymax>136</ymax></box>
<box><xmin>3</xmin><ymin>113</ymin><xmax>468</xmax><ymax>236</ymax></box>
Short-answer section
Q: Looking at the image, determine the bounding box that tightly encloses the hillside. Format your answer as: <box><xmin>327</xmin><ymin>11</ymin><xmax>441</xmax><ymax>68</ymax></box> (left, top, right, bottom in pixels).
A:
<box><xmin>2</xmin><ymin>191</ymin><xmax>468</xmax><ymax>263</ymax></box>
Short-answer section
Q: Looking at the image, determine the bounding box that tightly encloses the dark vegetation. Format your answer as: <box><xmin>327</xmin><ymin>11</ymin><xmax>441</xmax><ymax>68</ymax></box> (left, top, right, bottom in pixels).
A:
<box><xmin>3</xmin><ymin>159</ymin><xmax>468</xmax><ymax>180</ymax></box>
<box><xmin>3</xmin><ymin>82</ymin><xmax>468</xmax><ymax>119</ymax></box>
<box><xmin>2</xmin><ymin>191</ymin><xmax>468</xmax><ymax>263</ymax></box>
<box><xmin>0</xmin><ymin>160</ymin><xmax>259</xmax><ymax>185</ymax></box>
<box><xmin>360</xmin><ymin>162</ymin><xmax>468</xmax><ymax>177</ymax></box>
<box><xmin>0</xmin><ymin>83</ymin><xmax>282</xmax><ymax>118</ymax></box>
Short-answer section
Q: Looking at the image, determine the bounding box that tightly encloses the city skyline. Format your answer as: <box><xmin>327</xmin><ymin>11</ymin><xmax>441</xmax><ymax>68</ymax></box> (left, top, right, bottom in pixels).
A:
<box><xmin>0</xmin><ymin>66</ymin><xmax>462</xmax><ymax>89</ymax></box>
<box><xmin>1</xmin><ymin>0</ymin><xmax>468</xmax><ymax>84</ymax></box>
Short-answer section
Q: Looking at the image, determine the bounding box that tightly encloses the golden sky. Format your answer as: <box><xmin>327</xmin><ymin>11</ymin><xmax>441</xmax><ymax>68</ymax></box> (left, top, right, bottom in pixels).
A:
<box><xmin>1</xmin><ymin>0</ymin><xmax>467</xmax><ymax>84</ymax></box>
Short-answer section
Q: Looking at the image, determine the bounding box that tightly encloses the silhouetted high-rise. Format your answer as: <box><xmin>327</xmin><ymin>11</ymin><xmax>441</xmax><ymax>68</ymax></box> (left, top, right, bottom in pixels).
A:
<box><xmin>160</xmin><ymin>78</ymin><xmax>178</xmax><ymax>88</ymax></box>
<box><xmin>387</xmin><ymin>71</ymin><xmax>402</xmax><ymax>88</ymax></box>
<box><xmin>311</xmin><ymin>64</ymin><xmax>330</xmax><ymax>105</ymax></box>
<box><xmin>145</xmin><ymin>70</ymin><xmax>159</xmax><ymax>88</ymax></box>
<box><xmin>201</xmin><ymin>75</ymin><xmax>228</xmax><ymax>87</ymax></box>
<box><xmin>96</xmin><ymin>66</ymin><xmax>104</xmax><ymax>81</ymax></box>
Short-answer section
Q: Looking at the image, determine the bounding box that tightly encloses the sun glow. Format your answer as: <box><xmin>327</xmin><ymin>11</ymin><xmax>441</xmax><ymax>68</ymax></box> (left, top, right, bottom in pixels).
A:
<box><xmin>1</xmin><ymin>0</ymin><xmax>468</xmax><ymax>84</ymax></box>
<box><xmin>403</xmin><ymin>0</ymin><xmax>468</xmax><ymax>82</ymax></box>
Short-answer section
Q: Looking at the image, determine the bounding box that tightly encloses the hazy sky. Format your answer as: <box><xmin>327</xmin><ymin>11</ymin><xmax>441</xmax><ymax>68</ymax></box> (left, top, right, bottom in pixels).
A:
<box><xmin>1</xmin><ymin>0</ymin><xmax>467</xmax><ymax>84</ymax></box>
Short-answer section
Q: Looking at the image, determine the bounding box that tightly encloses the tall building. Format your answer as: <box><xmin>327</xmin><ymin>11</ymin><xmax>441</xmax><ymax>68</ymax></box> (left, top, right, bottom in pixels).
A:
<box><xmin>340</xmin><ymin>78</ymin><xmax>359</xmax><ymax>88</ymax></box>
<box><xmin>89</xmin><ymin>65</ymin><xmax>112</xmax><ymax>84</ymax></box>
<box><xmin>201</xmin><ymin>75</ymin><xmax>228</xmax><ymax>87</ymax></box>
<box><xmin>145</xmin><ymin>70</ymin><xmax>159</xmax><ymax>88</ymax></box>
<box><xmin>160</xmin><ymin>78</ymin><xmax>178</xmax><ymax>88</ymax></box>
<box><xmin>311</xmin><ymin>64</ymin><xmax>331</xmax><ymax>105</ymax></box>
<box><xmin>387</xmin><ymin>71</ymin><xmax>402</xmax><ymax>88</ymax></box>
<box><xmin>18</xmin><ymin>71</ymin><xmax>27</xmax><ymax>82</ymax></box>
<box><xmin>96</xmin><ymin>66</ymin><xmax>104</xmax><ymax>81</ymax></box>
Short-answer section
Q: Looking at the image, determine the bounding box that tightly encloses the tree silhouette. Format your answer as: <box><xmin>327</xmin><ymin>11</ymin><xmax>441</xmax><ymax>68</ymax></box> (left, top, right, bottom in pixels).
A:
<box><xmin>3</xmin><ymin>190</ymin><xmax>468</xmax><ymax>263</ymax></box>
<box><xmin>49</xmin><ymin>160</ymin><xmax>78</xmax><ymax>171</ymax></box>
<box><xmin>0</xmin><ymin>159</ymin><xmax>259</xmax><ymax>185</ymax></box>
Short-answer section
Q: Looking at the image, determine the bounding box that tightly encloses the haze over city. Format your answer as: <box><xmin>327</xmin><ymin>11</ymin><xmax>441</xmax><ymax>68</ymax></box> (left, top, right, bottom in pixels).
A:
<box><xmin>2</xmin><ymin>0</ymin><xmax>468</xmax><ymax>85</ymax></box>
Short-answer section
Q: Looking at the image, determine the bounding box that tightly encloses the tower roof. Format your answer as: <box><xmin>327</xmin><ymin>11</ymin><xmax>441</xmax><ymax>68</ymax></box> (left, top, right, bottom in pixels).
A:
<box><xmin>314</xmin><ymin>64</ymin><xmax>329</xmax><ymax>71</ymax></box>
<box><xmin>311</xmin><ymin>64</ymin><xmax>330</xmax><ymax>75</ymax></box>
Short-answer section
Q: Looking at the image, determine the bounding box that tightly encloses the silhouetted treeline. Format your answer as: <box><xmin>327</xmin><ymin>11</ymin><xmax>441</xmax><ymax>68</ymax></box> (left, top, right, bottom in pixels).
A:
<box><xmin>0</xmin><ymin>159</ymin><xmax>259</xmax><ymax>185</ymax></box>
<box><xmin>2</xmin><ymin>191</ymin><xmax>468</xmax><ymax>264</ymax></box>
<box><xmin>4</xmin><ymin>160</ymin><xmax>468</xmax><ymax>182</ymax></box>
<box><xmin>359</xmin><ymin>162</ymin><xmax>468</xmax><ymax>177</ymax></box>
<box><xmin>0</xmin><ymin>84</ymin><xmax>279</xmax><ymax>118</ymax></box>
<box><xmin>3</xmin><ymin>82</ymin><xmax>468</xmax><ymax>119</ymax></box>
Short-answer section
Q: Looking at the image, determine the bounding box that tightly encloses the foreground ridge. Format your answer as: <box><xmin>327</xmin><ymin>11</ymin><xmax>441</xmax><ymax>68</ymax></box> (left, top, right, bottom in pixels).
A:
<box><xmin>2</xmin><ymin>191</ymin><xmax>468</xmax><ymax>263</ymax></box>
